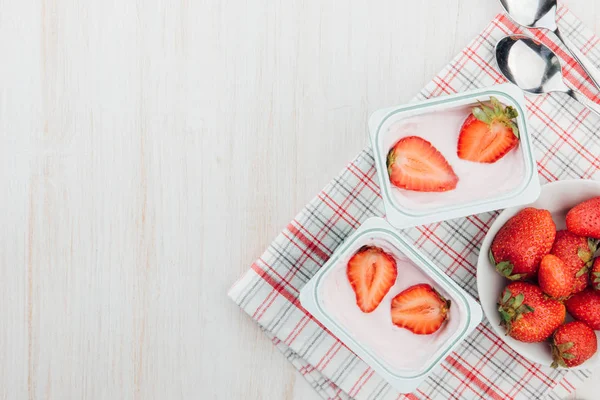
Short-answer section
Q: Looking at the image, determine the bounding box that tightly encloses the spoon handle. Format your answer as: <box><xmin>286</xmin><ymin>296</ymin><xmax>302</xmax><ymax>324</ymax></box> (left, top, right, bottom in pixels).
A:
<box><xmin>554</xmin><ymin>27</ymin><xmax>600</xmax><ymax>93</ymax></box>
<box><xmin>567</xmin><ymin>89</ymin><xmax>600</xmax><ymax>118</ymax></box>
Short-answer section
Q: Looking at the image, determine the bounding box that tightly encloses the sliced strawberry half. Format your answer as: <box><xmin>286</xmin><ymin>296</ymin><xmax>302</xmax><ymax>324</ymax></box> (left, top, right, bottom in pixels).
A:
<box><xmin>390</xmin><ymin>283</ymin><xmax>451</xmax><ymax>335</ymax></box>
<box><xmin>386</xmin><ymin>136</ymin><xmax>458</xmax><ymax>192</ymax></box>
<box><xmin>457</xmin><ymin>96</ymin><xmax>520</xmax><ymax>163</ymax></box>
<box><xmin>346</xmin><ymin>245</ymin><xmax>398</xmax><ymax>313</ymax></box>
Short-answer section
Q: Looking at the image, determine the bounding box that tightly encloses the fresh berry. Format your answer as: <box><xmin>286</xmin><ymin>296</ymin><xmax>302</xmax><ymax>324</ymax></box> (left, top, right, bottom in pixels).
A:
<box><xmin>551</xmin><ymin>321</ymin><xmax>598</xmax><ymax>368</ymax></box>
<box><xmin>566</xmin><ymin>197</ymin><xmax>600</xmax><ymax>239</ymax></box>
<box><xmin>498</xmin><ymin>282</ymin><xmax>565</xmax><ymax>343</ymax></box>
<box><xmin>538</xmin><ymin>254</ymin><xmax>575</xmax><ymax>300</ymax></box>
<box><xmin>565</xmin><ymin>289</ymin><xmax>600</xmax><ymax>330</ymax></box>
<box><xmin>551</xmin><ymin>230</ymin><xmax>597</xmax><ymax>294</ymax></box>
<box><xmin>591</xmin><ymin>258</ymin><xmax>600</xmax><ymax>291</ymax></box>
<box><xmin>387</xmin><ymin>136</ymin><xmax>458</xmax><ymax>192</ymax></box>
<box><xmin>390</xmin><ymin>283</ymin><xmax>451</xmax><ymax>335</ymax></box>
<box><xmin>490</xmin><ymin>208</ymin><xmax>556</xmax><ymax>280</ymax></box>
<box><xmin>457</xmin><ymin>97</ymin><xmax>520</xmax><ymax>163</ymax></box>
<box><xmin>347</xmin><ymin>246</ymin><xmax>397</xmax><ymax>313</ymax></box>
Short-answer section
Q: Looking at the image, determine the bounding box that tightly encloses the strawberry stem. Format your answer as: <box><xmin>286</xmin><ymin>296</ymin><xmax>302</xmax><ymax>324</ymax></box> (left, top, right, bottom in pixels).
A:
<box><xmin>494</xmin><ymin>260</ymin><xmax>525</xmax><ymax>280</ymax></box>
<box><xmin>551</xmin><ymin>340</ymin><xmax>575</xmax><ymax>368</ymax></box>
<box><xmin>498</xmin><ymin>289</ymin><xmax>534</xmax><ymax>334</ymax></box>
<box><xmin>471</xmin><ymin>96</ymin><xmax>520</xmax><ymax>139</ymax></box>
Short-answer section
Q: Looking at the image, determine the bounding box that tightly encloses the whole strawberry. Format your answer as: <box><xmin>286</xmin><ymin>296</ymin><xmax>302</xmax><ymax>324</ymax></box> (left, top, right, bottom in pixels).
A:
<box><xmin>498</xmin><ymin>282</ymin><xmax>565</xmax><ymax>342</ymax></box>
<box><xmin>551</xmin><ymin>230</ymin><xmax>597</xmax><ymax>293</ymax></box>
<box><xmin>538</xmin><ymin>254</ymin><xmax>574</xmax><ymax>300</ymax></box>
<box><xmin>551</xmin><ymin>321</ymin><xmax>598</xmax><ymax>368</ymax></box>
<box><xmin>565</xmin><ymin>289</ymin><xmax>600</xmax><ymax>330</ymax></box>
<box><xmin>490</xmin><ymin>208</ymin><xmax>556</xmax><ymax>280</ymax></box>
<box><xmin>592</xmin><ymin>258</ymin><xmax>600</xmax><ymax>291</ymax></box>
<box><xmin>566</xmin><ymin>197</ymin><xmax>600</xmax><ymax>239</ymax></box>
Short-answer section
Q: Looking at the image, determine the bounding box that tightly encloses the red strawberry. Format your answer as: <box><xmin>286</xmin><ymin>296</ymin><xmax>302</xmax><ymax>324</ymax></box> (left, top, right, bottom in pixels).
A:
<box><xmin>387</xmin><ymin>136</ymin><xmax>458</xmax><ymax>192</ymax></box>
<box><xmin>390</xmin><ymin>283</ymin><xmax>451</xmax><ymax>335</ymax></box>
<box><xmin>498</xmin><ymin>282</ymin><xmax>565</xmax><ymax>343</ymax></box>
<box><xmin>551</xmin><ymin>321</ymin><xmax>598</xmax><ymax>368</ymax></box>
<box><xmin>566</xmin><ymin>197</ymin><xmax>600</xmax><ymax>239</ymax></box>
<box><xmin>565</xmin><ymin>289</ymin><xmax>600</xmax><ymax>330</ymax></box>
<box><xmin>538</xmin><ymin>254</ymin><xmax>575</xmax><ymax>300</ymax></box>
<box><xmin>490</xmin><ymin>208</ymin><xmax>556</xmax><ymax>280</ymax></box>
<box><xmin>457</xmin><ymin>97</ymin><xmax>520</xmax><ymax>163</ymax></box>
<box><xmin>591</xmin><ymin>258</ymin><xmax>600</xmax><ymax>291</ymax></box>
<box><xmin>347</xmin><ymin>246</ymin><xmax>397</xmax><ymax>313</ymax></box>
<box><xmin>551</xmin><ymin>230</ymin><xmax>597</xmax><ymax>294</ymax></box>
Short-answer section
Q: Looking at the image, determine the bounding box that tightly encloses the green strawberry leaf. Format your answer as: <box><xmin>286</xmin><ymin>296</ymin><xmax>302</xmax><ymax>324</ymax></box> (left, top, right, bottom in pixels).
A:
<box><xmin>576</xmin><ymin>265</ymin><xmax>589</xmax><ymax>278</ymax></box>
<box><xmin>473</xmin><ymin>106</ymin><xmax>492</xmax><ymax>124</ymax></box>
<box><xmin>579</xmin><ymin>247</ymin><xmax>593</xmax><ymax>263</ymax></box>
<box><xmin>521</xmin><ymin>304</ymin><xmax>534</xmax><ymax>313</ymax></box>
<box><xmin>386</xmin><ymin>149</ymin><xmax>396</xmax><ymax>175</ymax></box>
<box><xmin>495</xmin><ymin>261</ymin><xmax>524</xmax><ymax>280</ymax></box>
<box><xmin>499</xmin><ymin>310</ymin><xmax>511</xmax><ymax>323</ymax></box>
<box><xmin>504</xmin><ymin>105</ymin><xmax>519</xmax><ymax>120</ymax></box>
<box><xmin>557</xmin><ymin>342</ymin><xmax>574</xmax><ymax>352</ymax></box>
<box><xmin>496</xmin><ymin>261</ymin><xmax>513</xmax><ymax>275</ymax></box>
<box><xmin>502</xmin><ymin>290</ymin><xmax>512</xmax><ymax>304</ymax></box>
<box><xmin>489</xmin><ymin>249</ymin><xmax>496</xmax><ymax>266</ymax></box>
<box><xmin>551</xmin><ymin>345</ymin><xmax>563</xmax><ymax>369</ymax></box>
<box><xmin>508</xmin><ymin>121</ymin><xmax>520</xmax><ymax>139</ymax></box>
<box><xmin>514</xmin><ymin>313</ymin><xmax>524</xmax><ymax>323</ymax></box>
<box><xmin>589</xmin><ymin>238</ymin><xmax>598</xmax><ymax>253</ymax></box>
<box><xmin>555</xmin><ymin>357</ymin><xmax>567</xmax><ymax>368</ymax></box>
<box><xmin>513</xmin><ymin>293</ymin><xmax>525</xmax><ymax>308</ymax></box>
<box><xmin>562</xmin><ymin>353</ymin><xmax>575</xmax><ymax>360</ymax></box>
<box><xmin>490</xmin><ymin>97</ymin><xmax>503</xmax><ymax>114</ymax></box>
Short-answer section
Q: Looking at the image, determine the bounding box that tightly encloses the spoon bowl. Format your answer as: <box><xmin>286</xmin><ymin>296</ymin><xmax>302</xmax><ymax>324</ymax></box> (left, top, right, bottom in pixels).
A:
<box><xmin>495</xmin><ymin>35</ymin><xmax>600</xmax><ymax>117</ymax></box>
<box><xmin>498</xmin><ymin>0</ymin><xmax>600</xmax><ymax>91</ymax></box>
<box><xmin>498</xmin><ymin>0</ymin><xmax>558</xmax><ymax>30</ymax></box>
<box><xmin>496</xmin><ymin>35</ymin><xmax>567</xmax><ymax>94</ymax></box>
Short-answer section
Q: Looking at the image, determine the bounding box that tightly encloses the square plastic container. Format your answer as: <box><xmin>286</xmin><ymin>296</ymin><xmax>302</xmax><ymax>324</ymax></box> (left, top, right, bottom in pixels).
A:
<box><xmin>299</xmin><ymin>218</ymin><xmax>482</xmax><ymax>393</ymax></box>
<box><xmin>369</xmin><ymin>84</ymin><xmax>540</xmax><ymax>229</ymax></box>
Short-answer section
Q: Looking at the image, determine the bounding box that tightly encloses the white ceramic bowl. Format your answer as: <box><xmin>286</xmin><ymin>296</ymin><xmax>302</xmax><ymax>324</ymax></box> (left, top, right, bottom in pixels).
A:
<box><xmin>477</xmin><ymin>179</ymin><xmax>600</xmax><ymax>369</ymax></box>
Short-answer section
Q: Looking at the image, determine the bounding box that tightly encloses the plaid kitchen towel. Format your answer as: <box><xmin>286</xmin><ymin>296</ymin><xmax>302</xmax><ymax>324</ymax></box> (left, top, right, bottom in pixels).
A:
<box><xmin>228</xmin><ymin>5</ymin><xmax>600</xmax><ymax>400</ymax></box>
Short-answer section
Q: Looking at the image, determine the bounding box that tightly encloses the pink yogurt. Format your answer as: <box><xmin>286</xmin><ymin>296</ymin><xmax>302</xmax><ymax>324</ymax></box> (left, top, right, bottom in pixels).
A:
<box><xmin>381</xmin><ymin>106</ymin><xmax>525</xmax><ymax>211</ymax></box>
<box><xmin>319</xmin><ymin>237</ymin><xmax>464</xmax><ymax>372</ymax></box>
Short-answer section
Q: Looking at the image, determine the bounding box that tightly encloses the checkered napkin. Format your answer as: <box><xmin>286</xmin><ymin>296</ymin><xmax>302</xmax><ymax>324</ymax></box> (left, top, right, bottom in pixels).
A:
<box><xmin>228</xmin><ymin>5</ymin><xmax>600</xmax><ymax>400</ymax></box>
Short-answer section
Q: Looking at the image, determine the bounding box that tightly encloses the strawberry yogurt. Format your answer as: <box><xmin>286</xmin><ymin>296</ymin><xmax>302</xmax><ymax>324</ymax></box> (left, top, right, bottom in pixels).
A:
<box><xmin>380</xmin><ymin>105</ymin><xmax>526</xmax><ymax>211</ymax></box>
<box><xmin>319</xmin><ymin>237</ymin><xmax>463</xmax><ymax>371</ymax></box>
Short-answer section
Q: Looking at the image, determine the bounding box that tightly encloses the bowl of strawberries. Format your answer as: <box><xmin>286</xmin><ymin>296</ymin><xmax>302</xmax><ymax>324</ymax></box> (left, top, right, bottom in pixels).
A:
<box><xmin>477</xmin><ymin>179</ymin><xmax>600</xmax><ymax>369</ymax></box>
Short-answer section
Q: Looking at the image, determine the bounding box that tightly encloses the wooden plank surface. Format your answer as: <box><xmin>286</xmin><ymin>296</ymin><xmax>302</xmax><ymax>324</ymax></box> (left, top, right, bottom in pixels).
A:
<box><xmin>0</xmin><ymin>0</ymin><xmax>598</xmax><ymax>398</ymax></box>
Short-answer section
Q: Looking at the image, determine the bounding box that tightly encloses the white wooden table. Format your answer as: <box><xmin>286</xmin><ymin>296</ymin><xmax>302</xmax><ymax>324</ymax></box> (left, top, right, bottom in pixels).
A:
<box><xmin>1</xmin><ymin>0</ymin><xmax>598</xmax><ymax>399</ymax></box>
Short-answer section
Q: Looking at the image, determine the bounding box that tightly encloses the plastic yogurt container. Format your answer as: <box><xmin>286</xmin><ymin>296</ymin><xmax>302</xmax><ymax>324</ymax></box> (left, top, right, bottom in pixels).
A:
<box><xmin>299</xmin><ymin>218</ymin><xmax>482</xmax><ymax>393</ymax></box>
<box><xmin>368</xmin><ymin>84</ymin><xmax>540</xmax><ymax>229</ymax></box>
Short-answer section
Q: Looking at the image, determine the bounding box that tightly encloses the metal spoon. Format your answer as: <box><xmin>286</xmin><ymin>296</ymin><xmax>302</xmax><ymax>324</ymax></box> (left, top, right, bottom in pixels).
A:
<box><xmin>499</xmin><ymin>0</ymin><xmax>600</xmax><ymax>92</ymax></box>
<box><xmin>495</xmin><ymin>35</ymin><xmax>600</xmax><ymax>117</ymax></box>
